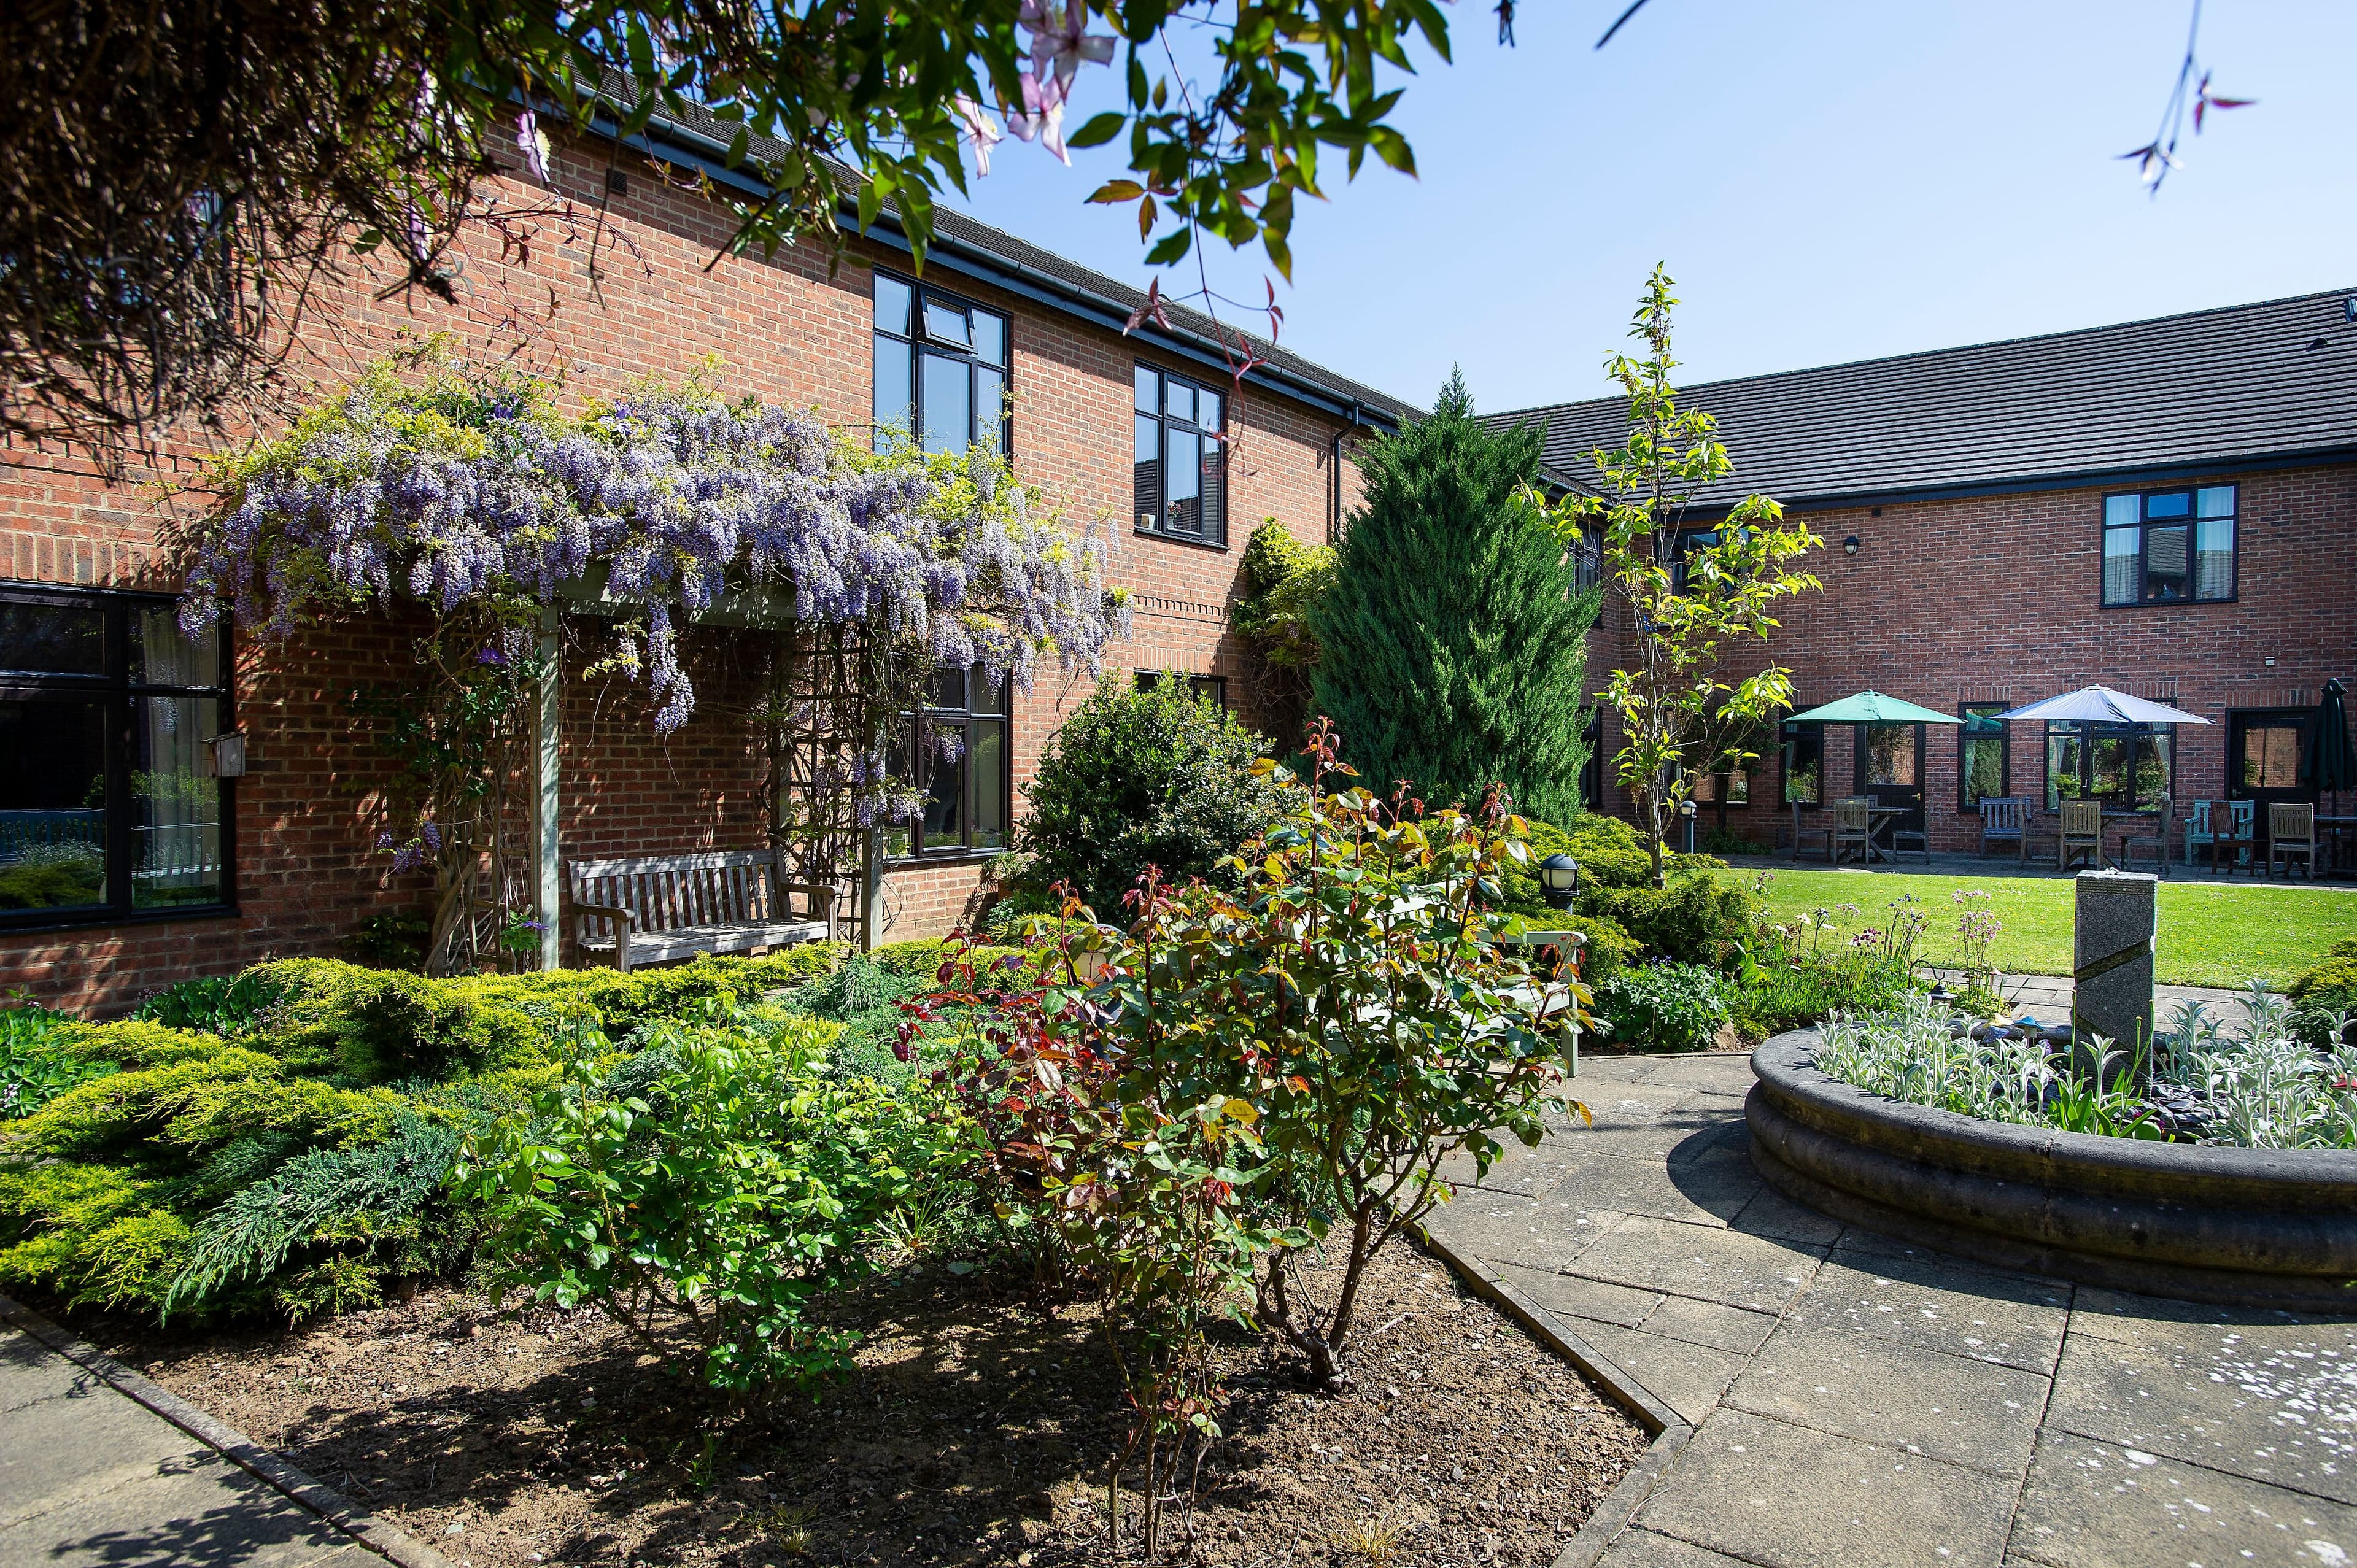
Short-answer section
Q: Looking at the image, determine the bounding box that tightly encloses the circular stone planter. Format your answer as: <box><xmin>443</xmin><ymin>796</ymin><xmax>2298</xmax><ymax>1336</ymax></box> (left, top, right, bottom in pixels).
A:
<box><xmin>1747</xmin><ymin>1032</ymin><xmax>2357</xmax><ymax>1310</ymax></box>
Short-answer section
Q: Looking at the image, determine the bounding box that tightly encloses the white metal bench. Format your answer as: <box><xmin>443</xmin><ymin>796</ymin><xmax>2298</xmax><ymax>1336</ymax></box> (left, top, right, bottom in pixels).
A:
<box><xmin>568</xmin><ymin>849</ymin><xmax>835</xmax><ymax>971</ymax></box>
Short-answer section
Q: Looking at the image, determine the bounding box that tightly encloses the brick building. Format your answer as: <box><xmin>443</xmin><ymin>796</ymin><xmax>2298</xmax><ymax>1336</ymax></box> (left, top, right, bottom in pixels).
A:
<box><xmin>0</xmin><ymin>113</ymin><xmax>1410</xmax><ymax>1014</ymax></box>
<box><xmin>1498</xmin><ymin>288</ymin><xmax>2357</xmax><ymax>857</ymax></box>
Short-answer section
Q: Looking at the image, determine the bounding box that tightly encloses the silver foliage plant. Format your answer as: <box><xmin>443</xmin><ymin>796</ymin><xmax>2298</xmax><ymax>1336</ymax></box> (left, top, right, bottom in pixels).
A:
<box><xmin>179</xmin><ymin>354</ymin><xmax>1131</xmax><ymax>752</ymax></box>
<box><xmin>1815</xmin><ymin>987</ymin><xmax>2357</xmax><ymax>1151</ymax></box>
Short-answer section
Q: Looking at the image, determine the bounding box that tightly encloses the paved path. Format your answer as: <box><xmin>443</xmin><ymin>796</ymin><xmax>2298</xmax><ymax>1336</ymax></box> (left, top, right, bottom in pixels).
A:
<box><xmin>0</xmin><ymin>1297</ymin><xmax>433</xmax><ymax>1568</ymax></box>
<box><xmin>1427</xmin><ymin>1050</ymin><xmax>2357</xmax><ymax>1568</ymax></box>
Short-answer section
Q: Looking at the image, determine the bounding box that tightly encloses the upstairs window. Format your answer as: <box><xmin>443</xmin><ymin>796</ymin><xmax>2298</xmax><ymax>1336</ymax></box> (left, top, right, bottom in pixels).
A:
<box><xmin>1133</xmin><ymin>366</ymin><xmax>1228</xmax><ymax>547</ymax></box>
<box><xmin>886</xmin><ymin>664</ymin><xmax>1010</xmax><ymax>859</ymax></box>
<box><xmin>2102</xmin><ymin>485</ymin><xmax>2235</xmax><ymax>606</ymax></box>
<box><xmin>1959</xmin><ymin>703</ymin><xmax>2009</xmax><ymax>809</ymax></box>
<box><xmin>873</xmin><ymin>272</ymin><xmax>1010</xmax><ymax>455</ymax></box>
<box><xmin>0</xmin><ymin>586</ymin><xmax>233</xmax><ymax>926</ymax></box>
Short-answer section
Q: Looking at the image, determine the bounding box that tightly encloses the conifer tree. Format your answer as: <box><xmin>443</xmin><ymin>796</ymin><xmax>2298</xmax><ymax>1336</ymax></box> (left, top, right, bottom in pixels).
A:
<box><xmin>1309</xmin><ymin>370</ymin><xmax>1600</xmax><ymax>825</ymax></box>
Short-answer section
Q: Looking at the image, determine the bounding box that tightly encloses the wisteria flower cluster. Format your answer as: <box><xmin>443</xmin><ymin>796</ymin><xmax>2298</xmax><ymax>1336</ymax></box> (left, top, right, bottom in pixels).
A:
<box><xmin>184</xmin><ymin>357</ymin><xmax>1132</xmax><ymax>742</ymax></box>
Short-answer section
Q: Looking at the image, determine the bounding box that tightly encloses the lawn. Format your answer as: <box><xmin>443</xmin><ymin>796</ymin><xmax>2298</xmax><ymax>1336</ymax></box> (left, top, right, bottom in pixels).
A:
<box><xmin>1750</xmin><ymin>868</ymin><xmax>2357</xmax><ymax>989</ymax></box>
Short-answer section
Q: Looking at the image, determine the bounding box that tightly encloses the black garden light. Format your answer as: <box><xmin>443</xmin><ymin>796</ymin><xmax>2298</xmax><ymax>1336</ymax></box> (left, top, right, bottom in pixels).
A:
<box><xmin>1538</xmin><ymin>852</ymin><xmax>1579</xmax><ymax>910</ymax></box>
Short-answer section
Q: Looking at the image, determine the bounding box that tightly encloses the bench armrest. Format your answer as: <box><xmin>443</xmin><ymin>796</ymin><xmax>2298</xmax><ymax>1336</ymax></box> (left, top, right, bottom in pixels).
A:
<box><xmin>779</xmin><ymin>881</ymin><xmax>837</xmax><ymax>943</ymax></box>
<box><xmin>572</xmin><ymin>900</ymin><xmax>636</xmax><ymax>971</ymax></box>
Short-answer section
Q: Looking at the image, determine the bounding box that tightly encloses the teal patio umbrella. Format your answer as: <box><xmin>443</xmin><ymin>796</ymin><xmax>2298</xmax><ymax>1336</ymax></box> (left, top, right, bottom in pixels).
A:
<box><xmin>1784</xmin><ymin>690</ymin><xmax>1962</xmax><ymax>726</ymax></box>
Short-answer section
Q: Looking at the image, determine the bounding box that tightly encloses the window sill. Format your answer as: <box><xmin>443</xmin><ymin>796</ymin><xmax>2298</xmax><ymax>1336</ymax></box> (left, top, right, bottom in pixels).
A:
<box><xmin>2100</xmin><ymin>595</ymin><xmax>2239</xmax><ymax>609</ymax></box>
<box><xmin>1132</xmin><ymin>526</ymin><xmax>1231</xmax><ymax>554</ymax></box>
<box><xmin>883</xmin><ymin>849</ymin><xmax>1004</xmax><ymax>870</ymax></box>
<box><xmin>0</xmin><ymin>902</ymin><xmax>241</xmax><ymax>939</ymax></box>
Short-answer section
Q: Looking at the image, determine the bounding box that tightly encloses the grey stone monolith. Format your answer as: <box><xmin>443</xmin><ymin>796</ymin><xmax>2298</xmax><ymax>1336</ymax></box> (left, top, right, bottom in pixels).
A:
<box><xmin>2072</xmin><ymin>870</ymin><xmax>2156</xmax><ymax>1062</ymax></box>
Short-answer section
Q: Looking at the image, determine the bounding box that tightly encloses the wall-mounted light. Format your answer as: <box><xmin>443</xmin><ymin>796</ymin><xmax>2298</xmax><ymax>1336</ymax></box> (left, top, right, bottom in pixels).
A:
<box><xmin>1842</xmin><ymin>535</ymin><xmax>1861</xmax><ymax>556</ymax></box>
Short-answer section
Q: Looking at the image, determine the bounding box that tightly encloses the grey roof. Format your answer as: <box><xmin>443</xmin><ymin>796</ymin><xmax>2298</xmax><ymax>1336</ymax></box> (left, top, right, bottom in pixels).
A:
<box><xmin>1492</xmin><ymin>288</ymin><xmax>2357</xmax><ymax>509</ymax></box>
<box><xmin>604</xmin><ymin>95</ymin><xmax>1417</xmax><ymax>428</ymax></box>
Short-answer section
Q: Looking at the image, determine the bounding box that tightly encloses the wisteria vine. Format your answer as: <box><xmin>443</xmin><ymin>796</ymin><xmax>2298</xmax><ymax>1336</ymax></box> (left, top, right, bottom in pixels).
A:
<box><xmin>184</xmin><ymin>355</ymin><xmax>1132</xmax><ymax>742</ymax></box>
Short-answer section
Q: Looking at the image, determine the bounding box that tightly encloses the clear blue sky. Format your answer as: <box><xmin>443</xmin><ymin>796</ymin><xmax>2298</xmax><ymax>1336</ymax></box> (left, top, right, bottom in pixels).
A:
<box><xmin>939</xmin><ymin>0</ymin><xmax>2357</xmax><ymax>415</ymax></box>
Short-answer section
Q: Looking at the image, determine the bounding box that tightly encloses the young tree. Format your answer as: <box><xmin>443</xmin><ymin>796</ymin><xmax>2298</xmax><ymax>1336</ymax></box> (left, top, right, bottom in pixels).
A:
<box><xmin>1536</xmin><ymin>267</ymin><xmax>1821</xmax><ymax>886</ymax></box>
<box><xmin>1309</xmin><ymin>371</ymin><xmax>1600</xmax><ymax>825</ymax></box>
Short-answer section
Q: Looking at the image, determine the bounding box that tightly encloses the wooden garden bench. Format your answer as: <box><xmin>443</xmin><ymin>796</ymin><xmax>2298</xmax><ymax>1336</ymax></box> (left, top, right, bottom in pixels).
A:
<box><xmin>568</xmin><ymin>849</ymin><xmax>835</xmax><ymax>971</ymax></box>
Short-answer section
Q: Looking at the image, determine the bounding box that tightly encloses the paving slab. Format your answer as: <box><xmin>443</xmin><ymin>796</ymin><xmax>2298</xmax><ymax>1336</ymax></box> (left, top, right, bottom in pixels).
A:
<box><xmin>2008</xmin><ymin>1428</ymin><xmax>2357</xmax><ymax>1568</ymax></box>
<box><xmin>1638</xmin><ymin>1296</ymin><xmax>1781</xmax><ymax>1358</ymax></box>
<box><xmin>0</xmin><ymin>1450</ymin><xmax>363</xmax><ymax>1568</ymax></box>
<box><xmin>1425</xmin><ymin>1189</ymin><xmax>1625</xmax><ymax>1275</ymax></box>
<box><xmin>1786</xmin><ymin>1244</ymin><xmax>2073</xmax><ymax>1373</ymax></box>
<box><xmin>2045</xmin><ymin>1315</ymin><xmax>2357</xmax><ymax>1505</ymax></box>
<box><xmin>1725</xmin><ymin>1181</ymin><xmax>1847</xmax><ymax>1247</ymax></box>
<box><xmin>1558</xmin><ymin>1320</ymin><xmax>1751</xmax><ymax>1426</ymax></box>
<box><xmin>0</xmin><ymin>1389</ymin><xmax>212</xmax><ymax>1527</ymax></box>
<box><xmin>1494</xmin><ymin>1261</ymin><xmax>1663</xmax><ymax>1330</ymax></box>
<box><xmin>1573</xmin><ymin>1146</ymin><xmax>1761</xmax><ymax>1229</ymax></box>
<box><xmin>1592</xmin><ymin>1526</ymin><xmax>1755</xmax><ymax>1566</ymax></box>
<box><xmin>1564</xmin><ymin>1213</ymin><xmax>1826</xmax><ymax>1313</ymax></box>
<box><xmin>1635</xmin><ymin>1408</ymin><xmax>2021</xmax><ymax>1568</ymax></box>
<box><xmin>1724</xmin><ymin>1323</ymin><xmax>2051</xmax><ymax>1475</ymax></box>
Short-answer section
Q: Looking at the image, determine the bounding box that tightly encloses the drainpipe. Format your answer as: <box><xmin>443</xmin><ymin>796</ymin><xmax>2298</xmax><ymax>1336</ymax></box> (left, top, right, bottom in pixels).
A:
<box><xmin>1329</xmin><ymin>401</ymin><xmax>1371</xmax><ymax>543</ymax></box>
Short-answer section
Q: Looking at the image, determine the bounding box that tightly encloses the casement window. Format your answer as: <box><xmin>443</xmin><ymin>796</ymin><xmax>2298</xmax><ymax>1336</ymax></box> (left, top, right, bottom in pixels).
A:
<box><xmin>1781</xmin><ymin>720</ymin><xmax>1824</xmax><ymax>805</ymax></box>
<box><xmin>1134</xmin><ymin>670</ymin><xmax>1227</xmax><ymax>709</ymax></box>
<box><xmin>1959</xmin><ymin>703</ymin><xmax>2009</xmax><ymax>809</ymax></box>
<box><xmin>888</xmin><ymin>664</ymin><xmax>1010</xmax><ymax>859</ymax></box>
<box><xmin>872</xmin><ymin>271</ymin><xmax>1010</xmax><ymax>456</ymax></box>
<box><xmin>1132</xmin><ymin>366</ymin><xmax>1228</xmax><ymax>547</ymax></box>
<box><xmin>0</xmin><ymin>587</ymin><xmax>233</xmax><ymax>927</ymax></box>
<box><xmin>2046</xmin><ymin>721</ymin><xmax>2173</xmax><ymax>813</ymax></box>
<box><xmin>1692</xmin><ymin>767</ymin><xmax>1749</xmax><ymax>806</ymax></box>
<box><xmin>2100</xmin><ymin>485</ymin><xmax>2236</xmax><ymax>606</ymax></box>
<box><xmin>2227</xmin><ymin>709</ymin><xmax>2313</xmax><ymax>801</ymax></box>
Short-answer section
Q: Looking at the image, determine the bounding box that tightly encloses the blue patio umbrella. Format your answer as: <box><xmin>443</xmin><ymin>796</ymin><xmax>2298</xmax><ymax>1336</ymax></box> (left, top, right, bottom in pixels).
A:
<box><xmin>1987</xmin><ymin>686</ymin><xmax>2212</xmax><ymax>726</ymax></box>
<box><xmin>2304</xmin><ymin>678</ymin><xmax>2357</xmax><ymax>797</ymax></box>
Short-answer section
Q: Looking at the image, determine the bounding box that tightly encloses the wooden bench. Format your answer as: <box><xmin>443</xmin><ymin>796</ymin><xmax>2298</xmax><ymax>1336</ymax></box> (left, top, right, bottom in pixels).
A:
<box><xmin>568</xmin><ymin>850</ymin><xmax>835</xmax><ymax>972</ymax></box>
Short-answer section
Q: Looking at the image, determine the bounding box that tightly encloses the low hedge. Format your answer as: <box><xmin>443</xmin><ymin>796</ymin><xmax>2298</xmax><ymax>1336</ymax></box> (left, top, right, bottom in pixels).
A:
<box><xmin>1</xmin><ymin>944</ymin><xmax>851</xmax><ymax>1324</ymax></box>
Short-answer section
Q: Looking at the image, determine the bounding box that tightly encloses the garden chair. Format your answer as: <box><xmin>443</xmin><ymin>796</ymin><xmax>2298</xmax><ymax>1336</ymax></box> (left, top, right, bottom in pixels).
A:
<box><xmin>1977</xmin><ymin>796</ymin><xmax>2028</xmax><ymax>861</ymax></box>
<box><xmin>2190</xmin><ymin>798</ymin><xmax>2257</xmax><ymax>875</ymax></box>
<box><xmin>2183</xmin><ymin>798</ymin><xmax>2224</xmax><ymax>870</ymax></box>
<box><xmin>1889</xmin><ymin>819</ymin><xmax>1931</xmax><ymax>862</ymax></box>
<box><xmin>1832</xmin><ymin>797</ymin><xmax>1872</xmax><ymax>864</ymax></box>
<box><xmin>2057</xmin><ymin>800</ymin><xmax>2105</xmax><ymax>871</ymax></box>
<box><xmin>1782</xmin><ymin>800</ymin><xmax>1832</xmax><ymax>861</ymax></box>
<box><xmin>2268</xmin><ymin>801</ymin><xmax>2318</xmax><ymax>881</ymax></box>
<box><xmin>2117</xmin><ymin>796</ymin><xmax>2172</xmax><ymax>878</ymax></box>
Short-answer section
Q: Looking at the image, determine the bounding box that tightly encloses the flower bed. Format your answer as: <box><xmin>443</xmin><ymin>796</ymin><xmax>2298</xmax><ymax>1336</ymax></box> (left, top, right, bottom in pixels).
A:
<box><xmin>1747</xmin><ymin>1026</ymin><xmax>2357</xmax><ymax>1309</ymax></box>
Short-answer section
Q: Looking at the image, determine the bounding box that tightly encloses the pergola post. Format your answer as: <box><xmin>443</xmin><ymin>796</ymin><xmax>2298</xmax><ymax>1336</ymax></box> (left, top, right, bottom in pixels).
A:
<box><xmin>532</xmin><ymin>606</ymin><xmax>562</xmax><ymax>971</ymax></box>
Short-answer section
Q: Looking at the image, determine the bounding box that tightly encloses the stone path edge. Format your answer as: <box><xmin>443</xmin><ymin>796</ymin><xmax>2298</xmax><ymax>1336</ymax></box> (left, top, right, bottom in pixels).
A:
<box><xmin>0</xmin><ymin>1289</ymin><xmax>456</xmax><ymax>1568</ymax></box>
<box><xmin>1411</xmin><ymin>1226</ymin><xmax>1695</xmax><ymax>1568</ymax></box>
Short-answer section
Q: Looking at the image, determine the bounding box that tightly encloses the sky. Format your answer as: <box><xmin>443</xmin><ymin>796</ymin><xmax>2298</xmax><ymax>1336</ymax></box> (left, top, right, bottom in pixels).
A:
<box><xmin>938</xmin><ymin>0</ymin><xmax>2357</xmax><ymax>415</ymax></box>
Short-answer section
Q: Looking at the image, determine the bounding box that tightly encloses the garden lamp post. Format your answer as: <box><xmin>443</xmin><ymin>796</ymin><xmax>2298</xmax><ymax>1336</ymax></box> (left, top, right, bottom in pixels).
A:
<box><xmin>1538</xmin><ymin>853</ymin><xmax>1579</xmax><ymax>911</ymax></box>
<box><xmin>1681</xmin><ymin>797</ymin><xmax>1698</xmax><ymax>854</ymax></box>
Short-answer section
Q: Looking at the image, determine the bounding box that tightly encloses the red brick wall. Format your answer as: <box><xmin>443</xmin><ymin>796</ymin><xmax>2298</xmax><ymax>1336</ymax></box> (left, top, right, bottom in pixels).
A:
<box><xmin>0</xmin><ymin>141</ymin><xmax>1374</xmax><ymax>1010</ymax></box>
<box><xmin>1582</xmin><ymin>463</ymin><xmax>2357</xmax><ymax>855</ymax></box>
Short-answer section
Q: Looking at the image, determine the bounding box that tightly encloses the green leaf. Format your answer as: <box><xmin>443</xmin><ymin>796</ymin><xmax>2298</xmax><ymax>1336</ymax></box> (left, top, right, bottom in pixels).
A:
<box><xmin>1069</xmin><ymin>112</ymin><xmax>1127</xmax><ymax>149</ymax></box>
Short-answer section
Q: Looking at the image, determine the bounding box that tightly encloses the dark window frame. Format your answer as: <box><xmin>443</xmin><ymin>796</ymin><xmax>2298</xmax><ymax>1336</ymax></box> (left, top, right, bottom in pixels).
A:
<box><xmin>1132</xmin><ymin>364</ymin><xmax>1230</xmax><ymax>550</ymax></box>
<box><xmin>2100</xmin><ymin>483</ymin><xmax>2237</xmax><ymax>608</ymax></box>
<box><xmin>1134</xmin><ymin>670</ymin><xmax>1228</xmax><ymax>710</ymax></box>
<box><xmin>1781</xmin><ymin>719</ymin><xmax>1824</xmax><ymax>806</ymax></box>
<box><xmin>871</xmin><ymin>269</ymin><xmax>1012</xmax><ymax>457</ymax></box>
<box><xmin>2224</xmin><ymin>708</ymin><xmax>2316</xmax><ymax>805</ymax></box>
<box><xmin>2045</xmin><ymin>719</ymin><xmax>2175</xmax><ymax>813</ymax></box>
<box><xmin>887</xmin><ymin>663</ymin><xmax>1012</xmax><ymax>863</ymax></box>
<box><xmin>0</xmin><ymin>583</ymin><xmax>236</xmax><ymax>933</ymax></box>
<box><xmin>1959</xmin><ymin>702</ymin><xmax>2010</xmax><ymax>812</ymax></box>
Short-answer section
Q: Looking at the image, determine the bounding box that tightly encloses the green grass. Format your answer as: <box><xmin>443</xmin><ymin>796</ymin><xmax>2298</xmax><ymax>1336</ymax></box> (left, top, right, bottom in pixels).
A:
<box><xmin>1750</xmin><ymin>868</ymin><xmax>2357</xmax><ymax>989</ymax></box>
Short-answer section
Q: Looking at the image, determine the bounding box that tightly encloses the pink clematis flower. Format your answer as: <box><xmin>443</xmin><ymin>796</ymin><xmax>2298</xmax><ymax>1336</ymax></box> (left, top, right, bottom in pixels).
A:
<box><xmin>1019</xmin><ymin>0</ymin><xmax>1115</xmax><ymax>96</ymax></box>
<box><xmin>950</xmin><ymin>94</ymin><xmax>1004</xmax><ymax>176</ymax></box>
<box><xmin>516</xmin><ymin>109</ymin><xmax>552</xmax><ymax>182</ymax></box>
<box><xmin>1004</xmin><ymin>72</ymin><xmax>1069</xmax><ymax>165</ymax></box>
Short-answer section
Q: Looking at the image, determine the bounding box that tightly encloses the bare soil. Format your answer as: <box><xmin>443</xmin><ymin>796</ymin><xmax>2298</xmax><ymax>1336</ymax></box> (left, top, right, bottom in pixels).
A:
<box><xmin>96</xmin><ymin>1242</ymin><xmax>1644</xmax><ymax>1568</ymax></box>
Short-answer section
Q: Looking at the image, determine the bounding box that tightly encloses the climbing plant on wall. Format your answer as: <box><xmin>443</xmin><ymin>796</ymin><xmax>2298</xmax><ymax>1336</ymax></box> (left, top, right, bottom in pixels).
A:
<box><xmin>180</xmin><ymin>347</ymin><xmax>1129</xmax><ymax>971</ymax></box>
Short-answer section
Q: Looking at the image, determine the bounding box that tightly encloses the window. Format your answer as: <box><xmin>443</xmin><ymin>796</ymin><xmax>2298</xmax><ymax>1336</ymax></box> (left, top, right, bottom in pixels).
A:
<box><xmin>1781</xmin><ymin>720</ymin><xmax>1824</xmax><ymax>805</ymax></box>
<box><xmin>1692</xmin><ymin>767</ymin><xmax>1749</xmax><ymax>806</ymax></box>
<box><xmin>1959</xmin><ymin>703</ymin><xmax>2008</xmax><ymax>809</ymax></box>
<box><xmin>2101</xmin><ymin>485</ymin><xmax>2235</xmax><ymax>606</ymax></box>
<box><xmin>1135</xmin><ymin>670</ymin><xmax>1227</xmax><ymax>709</ymax></box>
<box><xmin>1133</xmin><ymin>366</ymin><xmax>1228</xmax><ymax>547</ymax></box>
<box><xmin>0</xmin><ymin>587</ymin><xmax>231</xmax><ymax>926</ymax></box>
<box><xmin>2227</xmin><ymin>710</ymin><xmax>2313</xmax><ymax>801</ymax></box>
<box><xmin>887</xmin><ymin>664</ymin><xmax>1010</xmax><ymax>859</ymax></box>
<box><xmin>2046</xmin><ymin>721</ymin><xmax>2172</xmax><ymax>812</ymax></box>
<box><xmin>873</xmin><ymin>271</ymin><xmax>1010</xmax><ymax>456</ymax></box>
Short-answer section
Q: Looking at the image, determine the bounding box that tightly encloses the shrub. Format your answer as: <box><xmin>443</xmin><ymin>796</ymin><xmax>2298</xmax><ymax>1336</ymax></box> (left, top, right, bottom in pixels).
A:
<box><xmin>1581</xmin><ymin>871</ymin><xmax>1758</xmax><ymax>970</ymax></box>
<box><xmin>459</xmin><ymin>1013</ymin><xmax>958</xmax><ymax>1400</ymax></box>
<box><xmin>1018</xmin><ymin>679</ymin><xmax>1287</xmax><ymax>913</ymax></box>
<box><xmin>1</xmin><ymin>1003</ymin><xmax>96</xmax><ymax>1119</ymax></box>
<box><xmin>2290</xmin><ymin>938</ymin><xmax>2357</xmax><ymax>1046</ymax></box>
<box><xmin>1598</xmin><ymin>963</ymin><xmax>1735</xmax><ymax>1052</ymax></box>
<box><xmin>132</xmin><ymin>971</ymin><xmax>289</xmax><ymax>1037</ymax></box>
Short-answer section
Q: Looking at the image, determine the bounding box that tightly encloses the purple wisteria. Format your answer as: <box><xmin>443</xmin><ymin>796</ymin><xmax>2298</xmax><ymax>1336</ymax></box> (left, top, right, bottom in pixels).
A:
<box><xmin>184</xmin><ymin>368</ymin><xmax>1133</xmax><ymax>743</ymax></box>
